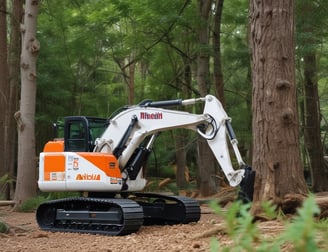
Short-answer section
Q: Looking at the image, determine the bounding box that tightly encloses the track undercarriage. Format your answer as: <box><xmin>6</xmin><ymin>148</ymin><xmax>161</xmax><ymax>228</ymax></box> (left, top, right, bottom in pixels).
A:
<box><xmin>36</xmin><ymin>193</ymin><xmax>201</xmax><ymax>236</ymax></box>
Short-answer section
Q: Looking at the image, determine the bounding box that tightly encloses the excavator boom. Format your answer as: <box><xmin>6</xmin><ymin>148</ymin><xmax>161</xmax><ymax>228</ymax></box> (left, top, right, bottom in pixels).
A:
<box><xmin>95</xmin><ymin>95</ymin><xmax>248</xmax><ymax>188</ymax></box>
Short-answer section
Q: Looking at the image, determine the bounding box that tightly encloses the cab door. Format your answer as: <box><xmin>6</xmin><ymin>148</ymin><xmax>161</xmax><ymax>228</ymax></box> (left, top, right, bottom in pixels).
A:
<box><xmin>64</xmin><ymin>117</ymin><xmax>89</xmax><ymax>152</ymax></box>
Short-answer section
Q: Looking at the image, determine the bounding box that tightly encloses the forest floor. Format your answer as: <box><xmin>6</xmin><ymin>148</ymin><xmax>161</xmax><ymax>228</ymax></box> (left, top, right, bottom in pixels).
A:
<box><xmin>0</xmin><ymin>204</ymin><xmax>288</xmax><ymax>252</ymax></box>
<box><xmin>0</xmin><ymin>191</ymin><xmax>291</xmax><ymax>252</ymax></box>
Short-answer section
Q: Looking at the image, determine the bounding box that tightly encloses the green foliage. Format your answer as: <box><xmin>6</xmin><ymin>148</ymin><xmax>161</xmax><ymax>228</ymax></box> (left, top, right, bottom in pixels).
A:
<box><xmin>295</xmin><ymin>0</ymin><xmax>328</xmax><ymax>153</ymax></box>
<box><xmin>209</xmin><ymin>195</ymin><xmax>327</xmax><ymax>251</ymax></box>
<box><xmin>282</xmin><ymin>195</ymin><xmax>321</xmax><ymax>252</ymax></box>
<box><xmin>158</xmin><ymin>166</ymin><xmax>175</xmax><ymax>178</ymax></box>
<box><xmin>44</xmin><ymin>191</ymin><xmax>81</xmax><ymax>200</ymax></box>
<box><xmin>19</xmin><ymin>192</ymin><xmax>80</xmax><ymax>212</ymax></box>
<box><xmin>0</xmin><ymin>221</ymin><xmax>9</xmax><ymax>233</ymax></box>
<box><xmin>260</xmin><ymin>201</ymin><xmax>278</xmax><ymax>220</ymax></box>
<box><xmin>0</xmin><ymin>174</ymin><xmax>15</xmax><ymax>200</ymax></box>
<box><xmin>19</xmin><ymin>195</ymin><xmax>48</xmax><ymax>212</ymax></box>
<box><xmin>0</xmin><ymin>174</ymin><xmax>15</xmax><ymax>184</ymax></box>
<box><xmin>35</xmin><ymin>0</ymin><xmax>256</xmax><ymax>159</ymax></box>
<box><xmin>210</xmin><ymin>200</ymin><xmax>260</xmax><ymax>251</ymax></box>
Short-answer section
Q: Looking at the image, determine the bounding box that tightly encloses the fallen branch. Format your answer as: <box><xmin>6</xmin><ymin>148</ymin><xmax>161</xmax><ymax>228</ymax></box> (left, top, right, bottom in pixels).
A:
<box><xmin>192</xmin><ymin>223</ymin><xmax>226</xmax><ymax>239</ymax></box>
<box><xmin>159</xmin><ymin>178</ymin><xmax>171</xmax><ymax>188</ymax></box>
<box><xmin>0</xmin><ymin>201</ymin><xmax>15</xmax><ymax>206</ymax></box>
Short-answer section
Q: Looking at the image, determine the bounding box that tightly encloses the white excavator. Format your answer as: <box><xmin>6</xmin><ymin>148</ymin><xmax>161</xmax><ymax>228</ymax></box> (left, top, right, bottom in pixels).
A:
<box><xmin>36</xmin><ymin>94</ymin><xmax>255</xmax><ymax>235</ymax></box>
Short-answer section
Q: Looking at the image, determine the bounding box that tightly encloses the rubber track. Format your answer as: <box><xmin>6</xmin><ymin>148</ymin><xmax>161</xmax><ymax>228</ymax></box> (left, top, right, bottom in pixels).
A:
<box><xmin>36</xmin><ymin>197</ymin><xmax>143</xmax><ymax>236</ymax></box>
<box><xmin>134</xmin><ymin>192</ymin><xmax>201</xmax><ymax>225</ymax></box>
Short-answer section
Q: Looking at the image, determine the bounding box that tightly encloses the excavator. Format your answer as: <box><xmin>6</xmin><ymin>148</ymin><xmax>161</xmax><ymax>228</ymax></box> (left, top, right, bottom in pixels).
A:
<box><xmin>36</xmin><ymin>94</ymin><xmax>255</xmax><ymax>236</ymax></box>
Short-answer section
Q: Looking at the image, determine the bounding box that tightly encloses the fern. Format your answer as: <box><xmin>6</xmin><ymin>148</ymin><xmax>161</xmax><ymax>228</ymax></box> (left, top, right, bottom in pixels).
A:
<box><xmin>210</xmin><ymin>194</ymin><xmax>327</xmax><ymax>251</ymax></box>
<box><xmin>280</xmin><ymin>194</ymin><xmax>322</xmax><ymax>252</ymax></box>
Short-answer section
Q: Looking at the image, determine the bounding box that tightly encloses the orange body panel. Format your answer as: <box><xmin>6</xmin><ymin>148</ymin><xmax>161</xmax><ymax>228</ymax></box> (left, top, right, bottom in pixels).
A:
<box><xmin>44</xmin><ymin>154</ymin><xmax>66</xmax><ymax>181</ymax></box>
<box><xmin>43</xmin><ymin>140</ymin><xmax>64</xmax><ymax>152</ymax></box>
<box><xmin>77</xmin><ymin>152</ymin><xmax>122</xmax><ymax>178</ymax></box>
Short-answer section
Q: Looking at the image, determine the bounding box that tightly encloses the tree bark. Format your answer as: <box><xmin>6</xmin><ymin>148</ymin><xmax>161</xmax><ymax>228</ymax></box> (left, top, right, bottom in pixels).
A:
<box><xmin>14</xmin><ymin>0</ymin><xmax>39</xmax><ymax>208</ymax></box>
<box><xmin>175</xmin><ymin>58</ymin><xmax>192</xmax><ymax>190</ymax></box>
<box><xmin>197</xmin><ymin>0</ymin><xmax>211</xmax><ymax>96</ymax></box>
<box><xmin>0</xmin><ymin>0</ymin><xmax>10</xmax><ymax>199</ymax></box>
<box><xmin>297</xmin><ymin>0</ymin><xmax>328</xmax><ymax>192</ymax></box>
<box><xmin>7</xmin><ymin>0</ymin><xmax>23</xmax><ymax>199</ymax></box>
<box><xmin>303</xmin><ymin>52</ymin><xmax>328</xmax><ymax>192</ymax></box>
<box><xmin>128</xmin><ymin>52</ymin><xmax>135</xmax><ymax>105</ymax></box>
<box><xmin>196</xmin><ymin>0</ymin><xmax>217</xmax><ymax>196</ymax></box>
<box><xmin>249</xmin><ymin>0</ymin><xmax>308</xmax><ymax>214</ymax></box>
<box><xmin>175</xmin><ymin>129</ymin><xmax>188</xmax><ymax>189</ymax></box>
<box><xmin>212</xmin><ymin>0</ymin><xmax>226</xmax><ymax>108</ymax></box>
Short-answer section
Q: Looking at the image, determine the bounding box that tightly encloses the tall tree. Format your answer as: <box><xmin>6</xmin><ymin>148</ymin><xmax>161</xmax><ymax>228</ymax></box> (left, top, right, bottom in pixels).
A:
<box><xmin>212</xmin><ymin>0</ymin><xmax>226</xmax><ymax>108</ymax></box>
<box><xmin>196</xmin><ymin>0</ymin><xmax>218</xmax><ymax>196</ymax></box>
<box><xmin>0</xmin><ymin>1</ymin><xmax>6</xmax><ymax>177</ymax></box>
<box><xmin>7</xmin><ymin>0</ymin><xmax>23</xmax><ymax>199</ymax></box>
<box><xmin>250</xmin><ymin>0</ymin><xmax>308</xmax><ymax>214</ymax></box>
<box><xmin>0</xmin><ymin>0</ymin><xmax>9</xmax><ymax>198</ymax></box>
<box><xmin>175</xmin><ymin>55</ymin><xmax>193</xmax><ymax>190</ymax></box>
<box><xmin>303</xmin><ymin>51</ymin><xmax>328</xmax><ymax>192</ymax></box>
<box><xmin>297</xmin><ymin>0</ymin><xmax>328</xmax><ymax>192</ymax></box>
<box><xmin>14</xmin><ymin>0</ymin><xmax>39</xmax><ymax>207</ymax></box>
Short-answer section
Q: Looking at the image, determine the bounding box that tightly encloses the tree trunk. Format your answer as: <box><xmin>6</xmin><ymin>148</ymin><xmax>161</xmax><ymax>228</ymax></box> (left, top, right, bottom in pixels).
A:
<box><xmin>249</xmin><ymin>0</ymin><xmax>308</xmax><ymax>214</ymax></box>
<box><xmin>212</xmin><ymin>0</ymin><xmax>226</xmax><ymax>108</ymax></box>
<box><xmin>14</xmin><ymin>0</ymin><xmax>39</xmax><ymax>208</ymax></box>
<box><xmin>197</xmin><ymin>0</ymin><xmax>211</xmax><ymax>96</ymax></box>
<box><xmin>0</xmin><ymin>0</ymin><xmax>9</xmax><ymax>199</ymax></box>
<box><xmin>128</xmin><ymin>52</ymin><xmax>135</xmax><ymax>105</ymax></box>
<box><xmin>303</xmin><ymin>52</ymin><xmax>328</xmax><ymax>192</ymax></box>
<box><xmin>175</xmin><ymin>129</ymin><xmax>187</xmax><ymax>189</ymax></box>
<box><xmin>7</xmin><ymin>0</ymin><xmax>22</xmax><ymax>199</ymax></box>
<box><xmin>196</xmin><ymin>0</ymin><xmax>217</xmax><ymax>196</ymax></box>
<box><xmin>175</xmin><ymin>59</ymin><xmax>192</xmax><ymax>190</ymax></box>
<box><xmin>297</xmin><ymin>0</ymin><xmax>328</xmax><ymax>192</ymax></box>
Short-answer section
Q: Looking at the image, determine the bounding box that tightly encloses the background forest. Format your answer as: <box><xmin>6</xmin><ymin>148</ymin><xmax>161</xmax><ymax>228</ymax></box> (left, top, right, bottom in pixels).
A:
<box><xmin>36</xmin><ymin>0</ymin><xmax>252</xmax><ymax>152</ymax></box>
<box><xmin>36</xmin><ymin>0</ymin><xmax>256</xmax><ymax>197</ymax></box>
<box><xmin>1</xmin><ymin>0</ymin><xmax>328</xmax><ymax>205</ymax></box>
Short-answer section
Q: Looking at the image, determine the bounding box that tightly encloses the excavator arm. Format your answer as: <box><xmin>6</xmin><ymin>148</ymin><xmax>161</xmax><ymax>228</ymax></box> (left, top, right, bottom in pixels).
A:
<box><xmin>94</xmin><ymin>94</ymin><xmax>252</xmax><ymax>189</ymax></box>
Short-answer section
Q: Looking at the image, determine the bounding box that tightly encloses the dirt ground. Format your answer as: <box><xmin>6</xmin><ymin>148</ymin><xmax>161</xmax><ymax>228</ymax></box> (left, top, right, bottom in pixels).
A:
<box><xmin>0</xmin><ymin>203</ymin><xmax>286</xmax><ymax>252</ymax></box>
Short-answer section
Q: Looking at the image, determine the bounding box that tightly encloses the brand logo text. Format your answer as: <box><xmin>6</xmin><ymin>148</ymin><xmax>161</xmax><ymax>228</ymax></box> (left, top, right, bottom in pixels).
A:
<box><xmin>76</xmin><ymin>173</ymin><xmax>100</xmax><ymax>180</ymax></box>
<box><xmin>140</xmin><ymin>112</ymin><xmax>163</xmax><ymax>119</ymax></box>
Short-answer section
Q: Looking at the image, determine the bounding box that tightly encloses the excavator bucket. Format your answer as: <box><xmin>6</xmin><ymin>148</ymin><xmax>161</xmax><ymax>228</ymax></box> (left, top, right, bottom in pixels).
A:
<box><xmin>238</xmin><ymin>166</ymin><xmax>255</xmax><ymax>203</ymax></box>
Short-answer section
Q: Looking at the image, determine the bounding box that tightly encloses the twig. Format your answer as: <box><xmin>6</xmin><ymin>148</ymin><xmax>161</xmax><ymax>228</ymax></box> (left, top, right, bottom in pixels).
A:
<box><xmin>192</xmin><ymin>223</ymin><xmax>226</xmax><ymax>239</ymax></box>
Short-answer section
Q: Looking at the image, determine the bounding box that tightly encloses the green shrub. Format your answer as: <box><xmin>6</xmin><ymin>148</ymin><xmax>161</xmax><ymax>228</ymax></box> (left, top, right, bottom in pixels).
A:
<box><xmin>209</xmin><ymin>194</ymin><xmax>327</xmax><ymax>252</ymax></box>
<box><xmin>281</xmin><ymin>195</ymin><xmax>322</xmax><ymax>252</ymax></box>
<box><xmin>0</xmin><ymin>174</ymin><xmax>15</xmax><ymax>200</ymax></box>
<box><xmin>0</xmin><ymin>221</ymin><xmax>9</xmax><ymax>233</ymax></box>
<box><xmin>19</xmin><ymin>195</ymin><xmax>48</xmax><ymax>212</ymax></box>
<box><xmin>19</xmin><ymin>192</ymin><xmax>81</xmax><ymax>212</ymax></box>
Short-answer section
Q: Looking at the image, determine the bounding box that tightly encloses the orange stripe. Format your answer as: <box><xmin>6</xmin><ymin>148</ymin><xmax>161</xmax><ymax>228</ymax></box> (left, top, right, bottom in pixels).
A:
<box><xmin>77</xmin><ymin>153</ymin><xmax>122</xmax><ymax>178</ymax></box>
<box><xmin>44</xmin><ymin>154</ymin><xmax>65</xmax><ymax>180</ymax></box>
<box><xmin>43</xmin><ymin>141</ymin><xmax>64</xmax><ymax>152</ymax></box>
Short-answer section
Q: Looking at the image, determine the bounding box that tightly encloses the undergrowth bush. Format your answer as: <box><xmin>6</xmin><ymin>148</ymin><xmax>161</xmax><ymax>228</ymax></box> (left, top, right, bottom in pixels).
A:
<box><xmin>209</xmin><ymin>195</ymin><xmax>327</xmax><ymax>252</ymax></box>
<box><xmin>0</xmin><ymin>221</ymin><xmax>9</xmax><ymax>233</ymax></box>
<box><xmin>19</xmin><ymin>195</ymin><xmax>48</xmax><ymax>212</ymax></box>
<box><xmin>0</xmin><ymin>174</ymin><xmax>15</xmax><ymax>200</ymax></box>
<box><xmin>19</xmin><ymin>192</ymin><xmax>80</xmax><ymax>212</ymax></box>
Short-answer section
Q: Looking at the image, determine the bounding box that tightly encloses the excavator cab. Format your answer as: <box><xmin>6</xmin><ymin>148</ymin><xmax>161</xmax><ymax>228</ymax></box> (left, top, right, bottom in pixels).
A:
<box><xmin>63</xmin><ymin>116</ymin><xmax>108</xmax><ymax>152</ymax></box>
